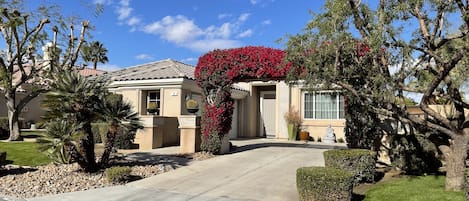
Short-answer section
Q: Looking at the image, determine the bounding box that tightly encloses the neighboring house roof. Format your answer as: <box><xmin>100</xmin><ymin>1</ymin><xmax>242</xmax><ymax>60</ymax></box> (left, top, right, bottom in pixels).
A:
<box><xmin>106</xmin><ymin>59</ymin><xmax>196</xmax><ymax>81</ymax></box>
<box><xmin>78</xmin><ymin>68</ymin><xmax>106</xmax><ymax>77</ymax></box>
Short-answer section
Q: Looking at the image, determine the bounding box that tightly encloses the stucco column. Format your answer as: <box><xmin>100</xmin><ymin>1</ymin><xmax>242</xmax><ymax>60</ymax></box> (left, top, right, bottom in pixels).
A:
<box><xmin>276</xmin><ymin>81</ymin><xmax>290</xmax><ymax>139</ymax></box>
<box><xmin>135</xmin><ymin>116</ymin><xmax>165</xmax><ymax>150</ymax></box>
<box><xmin>178</xmin><ymin>115</ymin><xmax>201</xmax><ymax>153</ymax></box>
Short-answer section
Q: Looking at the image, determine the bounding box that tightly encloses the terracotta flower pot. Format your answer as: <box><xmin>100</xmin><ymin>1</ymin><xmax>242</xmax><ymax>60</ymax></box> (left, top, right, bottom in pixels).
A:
<box><xmin>299</xmin><ymin>131</ymin><xmax>309</xmax><ymax>141</ymax></box>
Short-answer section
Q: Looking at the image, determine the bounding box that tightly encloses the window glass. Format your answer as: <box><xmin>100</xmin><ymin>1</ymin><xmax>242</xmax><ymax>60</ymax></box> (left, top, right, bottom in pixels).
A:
<box><xmin>303</xmin><ymin>91</ymin><xmax>345</xmax><ymax>119</ymax></box>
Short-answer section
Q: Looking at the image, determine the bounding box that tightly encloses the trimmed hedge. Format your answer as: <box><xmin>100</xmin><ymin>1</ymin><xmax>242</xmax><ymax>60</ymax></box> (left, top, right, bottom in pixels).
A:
<box><xmin>324</xmin><ymin>149</ymin><xmax>376</xmax><ymax>184</ymax></box>
<box><xmin>91</xmin><ymin>123</ymin><xmax>135</xmax><ymax>149</ymax></box>
<box><xmin>297</xmin><ymin>166</ymin><xmax>354</xmax><ymax>201</ymax></box>
<box><xmin>105</xmin><ymin>166</ymin><xmax>131</xmax><ymax>182</ymax></box>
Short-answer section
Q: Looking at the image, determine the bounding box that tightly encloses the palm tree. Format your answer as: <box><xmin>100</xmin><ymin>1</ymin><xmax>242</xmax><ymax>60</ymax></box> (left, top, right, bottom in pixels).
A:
<box><xmin>81</xmin><ymin>41</ymin><xmax>109</xmax><ymax>70</ymax></box>
<box><xmin>42</xmin><ymin>70</ymin><xmax>107</xmax><ymax>172</ymax></box>
<box><xmin>97</xmin><ymin>94</ymin><xmax>141</xmax><ymax>167</ymax></box>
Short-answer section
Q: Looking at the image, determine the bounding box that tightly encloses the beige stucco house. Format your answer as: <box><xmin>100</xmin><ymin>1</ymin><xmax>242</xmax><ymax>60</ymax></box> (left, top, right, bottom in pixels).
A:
<box><xmin>106</xmin><ymin>59</ymin><xmax>346</xmax><ymax>150</ymax></box>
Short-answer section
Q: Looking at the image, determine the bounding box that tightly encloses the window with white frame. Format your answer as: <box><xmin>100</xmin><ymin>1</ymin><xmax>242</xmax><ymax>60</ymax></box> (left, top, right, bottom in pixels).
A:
<box><xmin>303</xmin><ymin>91</ymin><xmax>345</xmax><ymax>119</ymax></box>
<box><xmin>147</xmin><ymin>91</ymin><xmax>160</xmax><ymax>110</ymax></box>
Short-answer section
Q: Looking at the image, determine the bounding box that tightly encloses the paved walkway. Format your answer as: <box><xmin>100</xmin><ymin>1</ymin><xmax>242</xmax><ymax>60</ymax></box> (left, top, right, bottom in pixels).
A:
<box><xmin>25</xmin><ymin>139</ymin><xmax>344</xmax><ymax>201</ymax></box>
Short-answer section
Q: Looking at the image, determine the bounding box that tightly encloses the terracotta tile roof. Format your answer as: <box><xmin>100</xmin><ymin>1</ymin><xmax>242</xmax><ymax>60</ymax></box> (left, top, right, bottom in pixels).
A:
<box><xmin>78</xmin><ymin>68</ymin><xmax>107</xmax><ymax>77</ymax></box>
<box><xmin>106</xmin><ymin>59</ymin><xmax>195</xmax><ymax>81</ymax></box>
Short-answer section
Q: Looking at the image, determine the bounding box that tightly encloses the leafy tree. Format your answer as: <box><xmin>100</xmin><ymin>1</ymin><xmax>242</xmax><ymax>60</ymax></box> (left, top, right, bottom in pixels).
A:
<box><xmin>0</xmin><ymin>1</ymin><xmax>89</xmax><ymax>141</ymax></box>
<box><xmin>81</xmin><ymin>41</ymin><xmax>109</xmax><ymax>70</ymax></box>
<box><xmin>285</xmin><ymin>0</ymin><xmax>468</xmax><ymax>191</ymax></box>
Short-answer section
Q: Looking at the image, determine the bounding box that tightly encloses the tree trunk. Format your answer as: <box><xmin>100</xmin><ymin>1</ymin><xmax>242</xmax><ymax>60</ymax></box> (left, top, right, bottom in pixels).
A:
<box><xmin>78</xmin><ymin>121</ymin><xmax>98</xmax><ymax>172</ymax></box>
<box><xmin>445</xmin><ymin>134</ymin><xmax>469</xmax><ymax>191</ymax></box>
<box><xmin>100</xmin><ymin>124</ymin><xmax>118</xmax><ymax>167</ymax></box>
<box><xmin>5</xmin><ymin>91</ymin><xmax>21</xmax><ymax>141</ymax></box>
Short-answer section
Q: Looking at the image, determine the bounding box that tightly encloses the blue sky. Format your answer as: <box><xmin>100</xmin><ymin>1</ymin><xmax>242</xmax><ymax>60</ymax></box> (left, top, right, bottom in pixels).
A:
<box><xmin>43</xmin><ymin>0</ymin><xmax>321</xmax><ymax>71</ymax></box>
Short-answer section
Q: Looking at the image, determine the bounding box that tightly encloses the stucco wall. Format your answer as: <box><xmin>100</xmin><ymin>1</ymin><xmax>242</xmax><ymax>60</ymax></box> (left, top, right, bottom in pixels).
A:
<box><xmin>0</xmin><ymin>94</ymin><xmax>45</xmax><ymax>127</ymax></box>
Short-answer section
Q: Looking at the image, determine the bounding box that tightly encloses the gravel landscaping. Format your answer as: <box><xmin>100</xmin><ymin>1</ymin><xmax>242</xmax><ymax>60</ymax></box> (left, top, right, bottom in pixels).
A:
<box><xmin>0</xmin><ymin>152</ymin><xmax>214</xmax><ymax>199</ymax></box>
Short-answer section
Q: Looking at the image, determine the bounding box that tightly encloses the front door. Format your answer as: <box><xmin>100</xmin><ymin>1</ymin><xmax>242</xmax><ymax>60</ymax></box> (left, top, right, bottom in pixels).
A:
<box><xmin>260</xmin><ymin>92</ymin><xmax>276</xmax><ymax>138</ymax></box>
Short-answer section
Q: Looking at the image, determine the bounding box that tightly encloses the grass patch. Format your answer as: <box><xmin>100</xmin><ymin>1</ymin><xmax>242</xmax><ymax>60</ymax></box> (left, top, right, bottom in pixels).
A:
<box><xmin>0</xmin><ymin>141</ymin><xmax>51</xmax><ymax>166</ymax></box>
<box><xmin>364</xmin><ymin>175</ymin><xmax>465</xmax><ymax>201</ymax></box>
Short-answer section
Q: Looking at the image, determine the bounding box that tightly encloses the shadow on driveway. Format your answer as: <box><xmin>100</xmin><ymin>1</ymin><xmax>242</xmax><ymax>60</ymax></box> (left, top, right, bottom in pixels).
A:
<box><xmin>229</xmin><ymin>141</ymin><xmax>346</xmax><ymax>154</ymax></box>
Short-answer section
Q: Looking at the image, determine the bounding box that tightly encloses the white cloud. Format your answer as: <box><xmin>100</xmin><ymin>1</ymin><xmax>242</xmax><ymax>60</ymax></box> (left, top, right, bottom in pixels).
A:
<box><xmin>98</xmin><ymin>64</ymin><xmax>122</xmax><ymax>72</ymax></box>
<box><xmin>127</xmin><ymin>16</ymin><xmax>141</xmax><ymax>26</ymax></box>
<box><xmin>93</xmin><ymin>0</ymin><xmax>112</xmax><ymax>5</ymax></box>
<box><xmin>238</xmin><ymin>13</ymin><xmax>251</xmax><ymax>22</ymax></box>
<box><xmin>182</xmin><ymin>57</ymin><xmax>197</xmax><ymax>63</ymax></box>
<box><xmin>135</xmin><ymin>54</ymin><xmax>154</xmax><ymax>60</ymax></box>
<box><xmin>262</xmin><ymin>20</ymin><xmax>271</xmax><ymax>25</ymax></box>
<box><xmin>142</xmin><ymin>15</ymin><xmax>248</xmax><ymax>52</ymax></box>
<box><xmin>143</xmin><ymin>15</ymin><xmax>203</xmax><ymax>43</ymax></box>
<box><xmin>187</xmin><ymin>39</ymin><xmax>242</xmax><ymax>52</ymax></box>
<box><xmin>117</xmin><ymin>6</ymin><xmax>132</xmax><ymax>20</ymax></box>
<box><xmin>250</xmin><ymin>0</ymin><xmax>260</xmax><ymax>5</ymax></box>
<box><xmin>218</xmin><ymin>13</ymin><xmax>232</xmax><ymax>20</ymax></box>
<box><xmin>238</xmin><ymin>29</ymin><xmax>253</xmax><ymax>38</ymax></box>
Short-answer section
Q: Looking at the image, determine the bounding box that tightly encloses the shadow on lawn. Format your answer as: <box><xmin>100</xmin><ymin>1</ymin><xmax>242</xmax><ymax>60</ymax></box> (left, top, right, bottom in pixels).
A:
<box><xmin>229</xmin><ymin>142</ymin><xmax>345</xmax><ymax>154</ymax></box>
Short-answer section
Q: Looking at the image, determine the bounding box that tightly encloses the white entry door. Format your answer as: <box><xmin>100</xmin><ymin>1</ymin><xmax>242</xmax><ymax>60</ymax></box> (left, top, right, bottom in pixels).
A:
<box><xmin>260</xmin><ymin>92</ymin><xmax>276</xmax><ymax>138</ymax></box>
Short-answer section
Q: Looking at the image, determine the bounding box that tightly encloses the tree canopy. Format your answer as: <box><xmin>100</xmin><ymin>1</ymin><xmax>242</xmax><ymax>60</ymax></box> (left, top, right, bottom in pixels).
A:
<box><xmin>285</xmin><ymin>0</ymin><xmax>468</xmax><ymax>191</ymax></box>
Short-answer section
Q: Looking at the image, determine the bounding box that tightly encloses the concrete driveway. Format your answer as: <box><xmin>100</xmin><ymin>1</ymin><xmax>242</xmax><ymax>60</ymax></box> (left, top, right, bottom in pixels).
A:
<box><xmin>28</xmin><ymin>139</ymin><xmax>344</xmax><ymax>201</ymax></box>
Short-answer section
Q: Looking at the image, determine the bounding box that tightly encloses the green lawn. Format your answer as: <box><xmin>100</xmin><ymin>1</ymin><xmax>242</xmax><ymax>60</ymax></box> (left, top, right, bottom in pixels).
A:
<box><xmin>364</xmin><ymin>175</ymin><xmax>465</xmax><ymax>201</ymax></box>
<box><xmin>0</xmin><ymin>141</ymin><xmax>51</xmax><ymax>166</ymax></box>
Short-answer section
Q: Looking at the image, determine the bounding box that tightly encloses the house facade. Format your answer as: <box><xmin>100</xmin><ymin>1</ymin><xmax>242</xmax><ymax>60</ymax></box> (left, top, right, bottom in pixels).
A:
<box><xmin>108</xmin><ymin>59</ymin><xmax>345</xmax><ymax>150</ymax></box>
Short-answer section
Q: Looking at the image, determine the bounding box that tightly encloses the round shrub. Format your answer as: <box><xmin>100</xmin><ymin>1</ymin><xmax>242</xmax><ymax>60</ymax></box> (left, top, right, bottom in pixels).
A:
<box><xmin>324</xmin><ymin>149</ymin><xmax>376</xmax><ymax>184</ymax></box>
<box><xmin>297</xmin><ymin>166</ymin><xmax>354</xmax><ymax>201</ymax></box>
<box><xmin>0</xmin><ymin>151</ymin><xmax>6</xmax><ymax>166</ymax></box>
<box><xmin>105</xmin><ymin>166</ymin><xmax>132</xmax><ymax>183</ymax></box>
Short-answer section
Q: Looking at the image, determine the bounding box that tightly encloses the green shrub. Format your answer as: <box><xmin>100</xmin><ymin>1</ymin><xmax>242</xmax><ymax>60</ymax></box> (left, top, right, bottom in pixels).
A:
<box><xmin>0</xmin><ymin>117</ymin><xmax>8</xmax><ymax>139</ymax></box>
<box><xmin>105</xmin><ymin>166</ymin><xmax>132</xmax><ymax>182</ymax></box>
<box><xmin>297</xmin><ymin>166</ymin><xmax>354</xmax><ymax>201</ymax></box>
<box><xmin>324</xmin><ymin>149</ymin><xmax>376</xmax><ymax>184</ymax></box>
<box><xmin>92</xmin><ymin>123</ymin><xmax>135</xmax><ymax>149</ymax></box>
<box><xmin>0</xmin><ymin>151</ymin><xmax>6</xmax><ymax>166</ymax></box>
<box><xmin>465</xmin><ymin>167</ymin><xmax>469</xmax><ymax>201</ymax></box>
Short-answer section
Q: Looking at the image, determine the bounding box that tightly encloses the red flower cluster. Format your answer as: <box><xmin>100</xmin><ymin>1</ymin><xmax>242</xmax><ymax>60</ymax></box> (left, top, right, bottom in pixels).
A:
<box><xmin>195</xmin><ymin>46</ymin><xmax>290</xmax><ymax>152</ymax></box>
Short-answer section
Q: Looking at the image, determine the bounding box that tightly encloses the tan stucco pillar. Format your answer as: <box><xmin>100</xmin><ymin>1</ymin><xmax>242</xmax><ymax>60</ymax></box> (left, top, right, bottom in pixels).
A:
<box><xmin>135</xmin><ymin>116</ymin><xmax>165</xmax><ymax>150</ymax></box>
<box><xmin>178</xmin><ymin>115</ymin><xmax>201</xmax><ymax>153</ymax></box>
<box><xmin>276</xmin><ymin>81</ymin><xmax>290</xmax><ymax>139</ymax></box>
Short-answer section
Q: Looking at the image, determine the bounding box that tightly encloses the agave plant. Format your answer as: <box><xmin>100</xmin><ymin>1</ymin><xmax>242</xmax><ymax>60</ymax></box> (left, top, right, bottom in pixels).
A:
<box><xmin>37</xmin><ymin>120</ymin><xmax>82</xmax><ymax>164</ymax></box>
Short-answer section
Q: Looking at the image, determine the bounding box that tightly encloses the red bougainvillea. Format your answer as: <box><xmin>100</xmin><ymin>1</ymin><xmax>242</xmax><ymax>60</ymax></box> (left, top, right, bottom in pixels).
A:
<box><xmin>195</xmin><ymin>46</ymin><xmax>290</xmax><ymax>153</ymax></box>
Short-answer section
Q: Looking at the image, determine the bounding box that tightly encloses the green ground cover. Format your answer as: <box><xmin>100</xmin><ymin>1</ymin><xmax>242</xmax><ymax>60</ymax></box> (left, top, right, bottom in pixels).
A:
<box><xmin>364</xmin><ymin>175</ymin><xmax>465</xmax><ymax>201</ymax></box>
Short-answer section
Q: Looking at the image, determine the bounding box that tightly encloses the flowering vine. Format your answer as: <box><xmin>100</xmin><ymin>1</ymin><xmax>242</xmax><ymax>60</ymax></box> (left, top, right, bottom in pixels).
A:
<box><xmin>195</xmin><ymin>46</ymin><xmax>290</xmax><ymax>153</ymax></box>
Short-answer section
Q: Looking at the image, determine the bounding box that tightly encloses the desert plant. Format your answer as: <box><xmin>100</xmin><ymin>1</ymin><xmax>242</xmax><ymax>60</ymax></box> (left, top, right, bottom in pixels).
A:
<box><xmin>297</xmin><ymin>166</ymin><xmax>354</xmax><ymax>201</ymax></box>
<box><xmin>96</xmin><ymin>94</ymin><xmax>141</xmax><ymax>167</ymax></box>
<box><xmin>284</xmin><ymin>107</ymin><xmax>302</xmax><ymax>126</ymax></box>
<box><xmin>0</xmin><ymin>151</ymin><xmax>6</xmax><ymax>166</ymax></box>
<box><xmin>37</xmin><ymin>120</ymin><xmax>82</xmax><ymax>164</ymax></box>
<box><xmin>323</xmin><ymin>149</ymin><xmax>376</xmax><ymax>184</ymax></box>
<box><xmin>105</xmin><ymin>166</ymin><xmax>131</xmax><ymax>183</ymax></box>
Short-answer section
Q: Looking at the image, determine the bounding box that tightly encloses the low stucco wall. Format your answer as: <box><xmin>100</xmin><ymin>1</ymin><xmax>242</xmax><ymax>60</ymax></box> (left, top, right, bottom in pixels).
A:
<box><xmin>301</xmin><ymin>119</ymin><xmax>346</xmax><ymax>141</ymax></box>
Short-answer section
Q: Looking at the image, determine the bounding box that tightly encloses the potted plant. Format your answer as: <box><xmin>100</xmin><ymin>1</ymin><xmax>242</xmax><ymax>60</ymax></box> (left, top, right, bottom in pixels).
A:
<box><xmin>147</xmin><ymin>102</ymin><xmax>159</xmax><ymax>115</ymax></box>
<box><xmin>284</xmin><ymin>107</ymin><xmax>302</xmax><ymax>141</ymax></box>
<box><xmin>299</xmin><ymin>127</ymin><xmax>310</xmax><ymax>141</ymax></box>
<box><xmin>186</xmin><ymin>99</ymin><xmax>199</xmax><ymax>114</ymax></box>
